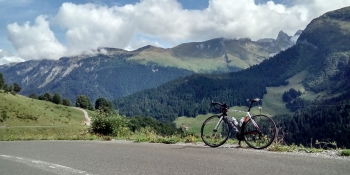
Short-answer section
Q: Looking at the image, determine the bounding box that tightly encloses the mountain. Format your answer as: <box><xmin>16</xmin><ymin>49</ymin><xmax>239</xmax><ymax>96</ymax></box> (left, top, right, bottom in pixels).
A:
<box><xmin>113</xmin><ymin>6</ymin><xmax>350</xmax><ymax>148</ymax></box>
<box><xmin>113</xmin><ymin>6</ymin><xmax>350</xmax><ymax>121</ymax></box>
<box><xmin>0</xmin><ymin>31</ymin><xmax>298</xmax><ymax>103</ymax></box>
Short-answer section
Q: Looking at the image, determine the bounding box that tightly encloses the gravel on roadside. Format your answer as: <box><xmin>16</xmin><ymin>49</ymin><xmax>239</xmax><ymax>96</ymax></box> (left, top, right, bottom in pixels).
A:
<box><xmin>174</xmin><ymin>142</ymin><xmax>350</xmax><ymax>160</ymax></box>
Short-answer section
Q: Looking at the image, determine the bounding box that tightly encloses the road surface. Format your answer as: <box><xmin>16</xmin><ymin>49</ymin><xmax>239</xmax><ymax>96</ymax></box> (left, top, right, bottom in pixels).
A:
<box><xmin>0</xmin><ymin>140</ymin><xmax>349</xmax><ymax>175</ymax></box>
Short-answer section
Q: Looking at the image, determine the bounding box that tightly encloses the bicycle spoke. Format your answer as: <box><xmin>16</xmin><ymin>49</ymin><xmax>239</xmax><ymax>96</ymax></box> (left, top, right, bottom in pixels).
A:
<box><xmin>201</xmin><ymin>115</ymin><xmax>230</xmax><ymax>147</ymax></box>
<box><xmin>243</xmin><ymin>115</ymin><xmax>276</xmax><ymax>149</ymax></box>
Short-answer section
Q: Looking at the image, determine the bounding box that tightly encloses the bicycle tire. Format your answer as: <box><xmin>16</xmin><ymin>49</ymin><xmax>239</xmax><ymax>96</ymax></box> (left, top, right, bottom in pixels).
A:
<box><xmin>242</xmin><ymin>115</ymin><xmax>276</xmax><ymax>149</ymax></box>
<box><xmin>201</xmin><ymin>115</ymin><xmax>230</xmax><ymax>147</ymax></box>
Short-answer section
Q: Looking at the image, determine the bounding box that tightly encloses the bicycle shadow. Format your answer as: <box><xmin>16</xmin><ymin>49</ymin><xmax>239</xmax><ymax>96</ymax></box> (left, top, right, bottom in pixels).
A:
<box><xmin>172</xmin><ymin>144</ymin><xmax>251</xmax><ymax>150</ymax></box>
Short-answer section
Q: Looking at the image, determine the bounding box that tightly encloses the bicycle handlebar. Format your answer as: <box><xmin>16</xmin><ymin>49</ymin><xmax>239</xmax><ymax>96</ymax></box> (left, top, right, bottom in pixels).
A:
<box><xmin>211</xmin><ymin>101</ymin><xmax>228</xmax><ymax>111</ymax></box>
<box><xmin>211</xmin><ymin>98</ymin><xmax>260</xmax><ymax>112</ymax></box>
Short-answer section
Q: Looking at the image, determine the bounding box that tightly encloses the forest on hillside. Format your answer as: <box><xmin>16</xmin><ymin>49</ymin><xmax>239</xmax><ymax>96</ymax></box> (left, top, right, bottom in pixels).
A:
<box><xmin>274</xmin><ymin>91</ymin><xmax>350</xmax><ymax>148</ymax></box>
<box><xmin>113</xmin><ymin>42</ymin><xmax>320</xmax><ymax>123</ymax></box>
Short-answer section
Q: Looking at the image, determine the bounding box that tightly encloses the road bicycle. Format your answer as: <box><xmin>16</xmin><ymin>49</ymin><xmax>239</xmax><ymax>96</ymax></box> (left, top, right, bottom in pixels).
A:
<box><xmin>200</xmin><ymin>98</ymin><xmax>276</xmax><ymax>149</ymax></box>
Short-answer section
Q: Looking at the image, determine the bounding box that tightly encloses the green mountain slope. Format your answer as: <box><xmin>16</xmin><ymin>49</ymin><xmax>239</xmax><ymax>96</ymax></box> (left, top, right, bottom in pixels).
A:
<box><xmin>113</xmin><ymin>6</ymin><xmax>350</xmax><ymax>123</ymax></box>
<box><xmin>129</xmin><ymin>35</ymin><xmax>296</xmax><ymax>72</ymax></box>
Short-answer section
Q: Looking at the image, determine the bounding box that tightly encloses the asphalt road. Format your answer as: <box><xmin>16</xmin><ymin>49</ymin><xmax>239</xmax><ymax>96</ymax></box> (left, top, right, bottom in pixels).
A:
<box><xmin>0</xmin><ymin>140</ymin><xmax>349</xmax><ymax>175</ymax></box>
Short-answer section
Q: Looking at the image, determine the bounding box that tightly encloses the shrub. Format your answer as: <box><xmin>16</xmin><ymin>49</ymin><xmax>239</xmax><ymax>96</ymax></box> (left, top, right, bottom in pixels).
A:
<box><xmin>340</xmin><ymin>149</ymin><xmax>350</xmax><ymax>156</ymax></box>
<box><xmin>16</xmin><ymin>114</ymin><xmax>38</xmax><ymax>121</ymax></box>
<box><xmin>90</xmin><ymin>111</ymin><xmax>129</xmax><ymax>136</ymax></box>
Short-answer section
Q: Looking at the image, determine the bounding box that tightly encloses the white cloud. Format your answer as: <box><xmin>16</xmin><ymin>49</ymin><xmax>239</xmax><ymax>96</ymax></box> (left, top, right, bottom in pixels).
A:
<box><xmin>2</xmin><ymin>0</ymin><xmax>350</xmax><ymax>64</ymax></box>
<box><xmin>7</xmin><ymin>15</ymin><xmax>67</xmax><ymax>61</ymax></box>
<box><xmin>0</xmin><ymin>49</ymin><xmax>25</xmax><ymax>65</ymax></box>
<box><xmin>54</xmin><ymin>2</ymin><xmax>136</xmax><ymax>54</ymax></box>
<box><xmin>54</xmin><ymin>0</ymin><xmax>350</xmax><ymax>53</ymax></box>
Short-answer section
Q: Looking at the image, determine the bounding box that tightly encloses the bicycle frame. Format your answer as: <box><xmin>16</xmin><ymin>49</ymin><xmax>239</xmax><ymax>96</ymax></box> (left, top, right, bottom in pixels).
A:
<box><xmin>212</xmin><ymin>100</ymin><xmax>262</xmax><ymax>134</ymax></box>
<box><xmin>243</xmin><ymin>111</ymin><xmax>260</xmax><ymax>131</ymax></box>
<box><xmin>202</xmin><ymin>98</ymin><xmax>276</xmax><ymax>149</ymax></box>
<box><xmin>213</xmin><ymin>116</ymin><xmax>224</xmax><ymax>132</ymax></box>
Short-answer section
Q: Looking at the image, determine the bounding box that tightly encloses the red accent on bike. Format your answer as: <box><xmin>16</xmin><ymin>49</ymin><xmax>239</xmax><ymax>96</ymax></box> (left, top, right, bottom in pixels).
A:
<box><xmin>244</xmin><ymin>116</ymin><xmax>249</xmax><ymax>122</ymax></box>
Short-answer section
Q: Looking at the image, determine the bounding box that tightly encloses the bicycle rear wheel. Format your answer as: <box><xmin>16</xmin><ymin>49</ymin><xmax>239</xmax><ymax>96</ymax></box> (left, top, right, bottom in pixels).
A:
<box><xmin>201</xmin><ymin>115</ymin><xmax>230</xmax><ymax>147</ymax></box>
<box><xmin>243</xmin><ymin>115</ymin><xmax>276</xmax><ymax>149</ymax></box>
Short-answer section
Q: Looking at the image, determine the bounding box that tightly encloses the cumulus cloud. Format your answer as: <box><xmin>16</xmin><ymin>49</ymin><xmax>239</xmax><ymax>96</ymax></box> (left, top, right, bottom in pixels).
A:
<box><xmin>7</xmin><ymin>15</ymin><xmax>67</xmax><ymax>60</ymax></box>
<box><xmin>3</xmin><ymin>0</ymin><xmax>350</xmax><ymax>64</ymax></box>
<box><xmin>0</xmin><ymin>49</ymin><xmax>25</xmax><ymax>65</ymax></box>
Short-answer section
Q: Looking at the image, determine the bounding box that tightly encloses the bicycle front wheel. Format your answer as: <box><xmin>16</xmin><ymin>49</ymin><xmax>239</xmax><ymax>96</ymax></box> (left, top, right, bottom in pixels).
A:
<box><xmin>201</xmin><ymin>115</ymin><xmax>230</xmax><ymax>147</ymax></box>
<box><xmin>243</xmin><ymin>115</ymin><xmax>276</xmax><ymax>149</ymax></box>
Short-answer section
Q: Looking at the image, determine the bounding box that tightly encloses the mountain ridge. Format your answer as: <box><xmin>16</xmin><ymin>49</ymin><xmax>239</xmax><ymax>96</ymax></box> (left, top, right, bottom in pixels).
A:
<box><xmin>0</xmin><ymin>30</ymin><xmax>299</xmax><ymax>102</ymax></box>
<box><xmin>112</xmin><ymin>6</ymin><xmax>350</xmax><ymax>122</ymax></box>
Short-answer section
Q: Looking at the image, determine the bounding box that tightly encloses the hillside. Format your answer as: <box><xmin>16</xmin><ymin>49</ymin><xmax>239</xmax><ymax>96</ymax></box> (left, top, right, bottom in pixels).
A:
<box><xmin>0</xmin><ymin>92</ymin><xmax>91</xmax><ymax>140</ymax></box>
<box><xmin>0</xmin><ymin>31</ymin><xmax>298</xmax><ymax>103</ymax></box>
<box><xmin>113</xmin><ymin>6</ymin><xmax>350</xmax><ymax>122</ymax></box>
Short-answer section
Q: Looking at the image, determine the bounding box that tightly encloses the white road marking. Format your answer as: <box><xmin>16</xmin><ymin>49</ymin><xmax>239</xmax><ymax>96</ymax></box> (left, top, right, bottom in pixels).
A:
<box><xmin>0</xmin><ymin>155</ymin><xmax>95</xmax><ymax>175</ymax></box>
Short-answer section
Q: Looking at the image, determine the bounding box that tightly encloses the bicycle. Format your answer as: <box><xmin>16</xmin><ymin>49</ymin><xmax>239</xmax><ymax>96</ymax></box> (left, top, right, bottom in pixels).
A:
<box><xmin>200</xmin><ymin>98</ymin><xmax>276</xmax><ymax>149</ymax></box>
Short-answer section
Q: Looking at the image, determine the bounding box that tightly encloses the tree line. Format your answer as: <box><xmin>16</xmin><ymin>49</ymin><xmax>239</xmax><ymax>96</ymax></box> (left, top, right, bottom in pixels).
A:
<box><xmin>1</xmin><ymin>71</ymin><xmax>113</xmax><ymax>113</ymax></box>
<box><xmin>0</xmin><ymin>72</ymin><xmax>22</xmax><ymax>95</ymax></box>
<box><xmin>274</xmin><ymin>91</ymin><xmax>350</xmax><ymax>148</ymax></box>
<box><xmin>113</xmin><ymin>43</ymin><xmax>320</xmax><ymax>123</ymax></box>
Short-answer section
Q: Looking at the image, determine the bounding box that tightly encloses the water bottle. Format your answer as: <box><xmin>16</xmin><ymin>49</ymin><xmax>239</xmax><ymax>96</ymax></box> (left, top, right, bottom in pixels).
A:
<box><xmin>239</xmin><ymin>117</ymin><xmax>244</xmax><ymax>127</ymax></box>
<box><xmin>231</xmin><ymin>117</ymin><xmax>239</xmax><ymax>132</ymax></box>
<box><xmin>232</xmin><ymin>117</ymin><xmax>238</xmax><ymax>126</ymax></box>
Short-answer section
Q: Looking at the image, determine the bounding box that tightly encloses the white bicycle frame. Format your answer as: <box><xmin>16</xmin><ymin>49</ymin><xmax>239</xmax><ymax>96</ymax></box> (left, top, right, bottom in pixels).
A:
<box><xmin>214</xmin><ymin>111</ymin><xmax>260</xmax><ymax>133</ymax></box>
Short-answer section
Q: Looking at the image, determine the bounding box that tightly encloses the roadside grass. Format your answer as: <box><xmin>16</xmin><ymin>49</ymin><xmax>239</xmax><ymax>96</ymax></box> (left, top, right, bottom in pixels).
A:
<box><xmin>340</xmin><ymin>149</ymin><xmax>350</xmax><ymax>156</ymax></box>
<box><xmin>267</xmin><ymin>142</ymin><xmax>324</xmax><ymax>153</ymax></box>
<box><xmin>0</xmin><ymin>126</ymin><xmax>97</xmax><ymax>141</ymax></box>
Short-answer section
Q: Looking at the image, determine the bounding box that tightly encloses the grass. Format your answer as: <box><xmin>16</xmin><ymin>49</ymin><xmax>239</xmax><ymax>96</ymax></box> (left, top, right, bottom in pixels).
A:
<box><xmin>0</xmin><ymin>92</ymin><xmax>94</xmax><ymax>141</ymax></box>
<box><xmin>267</xmin><ymin>143</ymin><xmax>324</xmax><ymax>153</ymax></box>
<box><xmin>340</xmin><ymin>149</ymin><xmax>350</xmax><ymax>156</ymax></box>
<box><xmin>0</xmin><ymin>93</ymin><xmax>88</xmax><ymax>126</ymax></box>
<box><xmin>0</xmin><ymin>126</ymin><xmax>96</xmax><ymax>141</ymax></box>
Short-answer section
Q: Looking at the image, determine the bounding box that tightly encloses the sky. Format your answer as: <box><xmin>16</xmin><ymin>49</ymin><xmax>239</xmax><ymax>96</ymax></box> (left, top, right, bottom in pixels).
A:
<box><xmin>0</xmin><ymin>0</ymin><xmax>350</xmax><ymax>65</ymax></box>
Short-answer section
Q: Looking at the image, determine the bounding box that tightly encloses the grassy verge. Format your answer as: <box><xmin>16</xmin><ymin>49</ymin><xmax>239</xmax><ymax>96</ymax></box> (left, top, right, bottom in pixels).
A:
<box><xmin>0</xmin><ymin>126</ymin><xmax>97</xmax><ymax>141</ymax></box>
<box><xmin>1</xmin><ymin>124</ymin><xmax>349</xmax><ymax>157</ymax></box>
<box><xmin>340</xmin><ymin>149</ymin><xmax>350</xmax><ymax>156</ymax></box>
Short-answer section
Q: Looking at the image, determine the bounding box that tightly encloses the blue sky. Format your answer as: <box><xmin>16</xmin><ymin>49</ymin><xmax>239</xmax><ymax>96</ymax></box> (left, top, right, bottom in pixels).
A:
<box><xmin>1</xmin><ymin>0</ymin><xmax>350</xmax><ymax>65</ymax></box>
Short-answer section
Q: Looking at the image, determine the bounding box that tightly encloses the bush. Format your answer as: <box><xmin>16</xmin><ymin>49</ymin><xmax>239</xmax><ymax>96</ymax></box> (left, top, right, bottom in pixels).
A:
<box><xmin>90</xmin><ymin>111</ymin><xmax>129</xmax><ymax>136</ymax></box>
<box><xmin>340</xmin><ymin>149</ymin><xmax>350</xmax><ymax>156</ymax></box>
<box><xmin>16</xmin><ymin>114</ymin><xmax>38</xmax><ymax>121</ymax></box>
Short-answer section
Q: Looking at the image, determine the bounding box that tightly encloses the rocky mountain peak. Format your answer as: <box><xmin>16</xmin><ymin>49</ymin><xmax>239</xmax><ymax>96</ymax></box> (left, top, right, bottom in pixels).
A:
<box><xmin>276</xmin><ymin>30</ymin><xmax>291</xmax><ymax>42</ymax></box>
